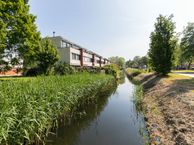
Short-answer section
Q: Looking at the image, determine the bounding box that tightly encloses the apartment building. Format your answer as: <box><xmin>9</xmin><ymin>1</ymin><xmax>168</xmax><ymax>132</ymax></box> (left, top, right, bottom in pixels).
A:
<box><xmin>48</xmin><ymin>36</ymin><xmax>110</xmax><ymax>67</ymax></box>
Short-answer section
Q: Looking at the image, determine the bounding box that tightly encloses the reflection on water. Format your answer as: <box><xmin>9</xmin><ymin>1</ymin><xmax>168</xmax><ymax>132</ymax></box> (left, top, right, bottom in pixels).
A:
<box><xmin>117</xmin><ymin>76</ymin><xmax>125</xmax><ymax>85</ymax></box>
<box><xmin>46</xmin><ymin>77</ymin><xmax>148</xmax><ymax>145</ymax></box>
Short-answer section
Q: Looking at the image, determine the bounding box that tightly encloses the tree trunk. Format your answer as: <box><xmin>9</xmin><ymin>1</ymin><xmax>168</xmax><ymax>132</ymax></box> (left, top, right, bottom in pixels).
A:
<box><xmin>187</xmin><ymin>60</ymin><xmax>192</xmax><ymax>70</ymax></box>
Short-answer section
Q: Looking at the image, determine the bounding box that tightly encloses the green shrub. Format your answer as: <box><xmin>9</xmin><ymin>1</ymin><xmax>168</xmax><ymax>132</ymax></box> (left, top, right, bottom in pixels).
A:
<box><xmin>54</xmin><ymin>62</ymin><xmax>76</xmax><ymax>75</ymax></box>
<box><xmin>104</xmin><ymin>64</ymin><xmax>121</xmax><ymax>78</ymax></box>
<box><xmin>133</xmin><ymin>85</ymin><xmax>144</xmax><ymax>111</ymax></box>
<box><xmin>76</xmin><ymin>67</ymin><xmax>101</xmax><ymax>74</ymax></box>
<box><xmin>126</xmin><ymin>68</ymin><xmax>144</xmax><ymax>78</ymax></box>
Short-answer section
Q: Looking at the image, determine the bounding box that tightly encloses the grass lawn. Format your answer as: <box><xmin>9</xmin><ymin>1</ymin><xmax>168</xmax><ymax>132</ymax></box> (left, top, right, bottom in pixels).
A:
<box><xmin>172</xmin><ymin>69</ymin><xmax>194</xmax><ymax>73</ymax></box>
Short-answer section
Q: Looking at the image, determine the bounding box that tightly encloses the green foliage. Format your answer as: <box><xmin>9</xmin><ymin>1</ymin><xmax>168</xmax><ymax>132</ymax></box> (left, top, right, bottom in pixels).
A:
<box><xmin>126</xmin><ymin>68</ymin><xmax>144</xmax><ymax>80</ymax></box>
<box><xmin>148</xmin><ymin>15</ymin><xmax>177</xmax><ymax>75</ymax></box>
<box><xmin>0</xmin><ymin>19</ymin><xmax>6</xmax><ymax>51</ymax></box>
<box><xmin>180</xmin><ymin>23</ymin><xmax>194</xmax><ymax>69</ymax></box>
<box><xmin>0</xmin><ymin>17</ymin><xmax>7</xmax><ymax>71</ymax></box>
<box><xmin>133</xmin><ymin>85</ymin><xmax>144</xmax><ymax>108</ymax></box>
<box><xmin>0</xmin><ymin>74</ymin><xmax>115</xmax><ymax>144</ymax></box>
<box><xmin>126</xmin><ymin>59</ymin><xmax>134</xmax><ymax>68</ymax></box>
<box><xmin>0</xmin><ymin>0</ymin><xmax>41</xmax><ymax>70</ymax></box>
<box><xmin>104</xmin><ymin>64</ymin><xmax>121</xmax><ymax>78</ymax></box>
<box><xmin>133</xmin><ymin>56</ymin><xmax>142</xmax><ymax>68</ymax></box>
<box><xmin>126</xmin><ymin>56</ymin><xmax>148</xmax><ymax>69</ymax></box>
<box><xmin>173</xmin><ymin>43</ymin><xmax>185</xmax><ymax>69</ymax></box>
<box><xmin>35</xmin><ymin>38</ymin><xmax>59</xmax><ymax>75</ymax></box>
<box><xmin>126</xmin><ymin>68</ymin><xmax>142</xmax><ymax>76</ymax></box>
<box><xmin>109</xmin><ymin>56</ymin><xmax>125</xmax><ymax>69</ymax></box>
<box><xmin>54</xmin><ymin>62</ymin><xmax>76</xmax><ymax>75</ymax></box>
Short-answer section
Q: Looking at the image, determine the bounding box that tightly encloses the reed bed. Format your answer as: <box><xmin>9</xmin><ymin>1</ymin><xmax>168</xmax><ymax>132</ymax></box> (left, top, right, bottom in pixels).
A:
<box><xmin>0</xmin><ymin>73</ymin><xmax>114</xmax><ymax>145</ymax></box>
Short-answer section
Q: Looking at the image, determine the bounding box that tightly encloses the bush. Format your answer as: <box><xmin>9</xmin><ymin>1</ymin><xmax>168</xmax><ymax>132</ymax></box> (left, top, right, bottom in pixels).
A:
<box><xmin>24</xmin><ymin>67</ymin><xmax>41</xmax><ymax>76</ymax></box>
<box><xmin>104</xmin><ymin>64</ymin><xmax>121</xmax><ymax>78</ymax></box>
<box><xmin>126</xmin><ymin>68</ymin><xmax>143</xmax><ymax>80</ymax></box>
<box><xmin>54</xmin><ymin>62</ymin><xmax>76</xmax><ymax>75</ymax></box>
<box><xmin>35</xmin><ymin>38</ymin><xmax>59</xmax><ymax>75</ymax></box>
<box><xmin>76</xmin><ymin>66</ymin><xmax>101</xmax><ymax>74</ymax></box>
<box><xmin>131</xmin><ymin>69</ymin><xmax>142</xmax><ymax>76</ymax></box>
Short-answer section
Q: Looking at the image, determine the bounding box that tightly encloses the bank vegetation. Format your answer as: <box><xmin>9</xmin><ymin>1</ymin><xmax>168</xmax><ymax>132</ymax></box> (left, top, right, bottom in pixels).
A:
<box><xmin>126</xmin><ymin>69</ymin><xmax>194</xmax><ymax>145</ymax></box>
<box><xmin>0</xmin><ymin>74</ymin><xmax>115</xmax><ymax>144</ymax></box>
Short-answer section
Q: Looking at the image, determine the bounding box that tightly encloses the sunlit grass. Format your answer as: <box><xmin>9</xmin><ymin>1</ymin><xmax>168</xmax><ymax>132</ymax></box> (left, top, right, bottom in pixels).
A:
<box><xmin>126</xmin><ymin>68</ymin><xmax>147</xmax><ymax>74</ymax></box>
<box><xmin>167</xmin><ymin>73</ymin><xmax>191</xmax><ymax>80</ymax></box>
<box><xmin>172</xmin><ymin>70</ymin><xmax>194</xmax><ymax>73</ymax></box>
<box><xmin>126</xmin><ymin>68</ymin><xmax>147</xmax><ymax>79</ymax></box>
<box><xmin>0</xmin><ymin>73</ymin><xmax>114</xmax><ymax>144</ymax></box>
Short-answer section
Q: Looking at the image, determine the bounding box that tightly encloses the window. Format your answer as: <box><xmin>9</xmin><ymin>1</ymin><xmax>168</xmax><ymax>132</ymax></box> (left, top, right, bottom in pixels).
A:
<box><xmin>72</xmin><ymin>53</ymin><xmax>80</xmax><ymax>60</ymax></box>
<box><xmin>97</xmin><ymin>60</ymin><xmax>101</xmax><ymax>64</ymax></box>
<box><xmin>84</xmin><ymin>57</ymin><xmax>92</xmax><ymax>62</ymax></box>
<box><xmin>61</xmin><ymin>41</ymin><xmax>72</xmax><ymax>48</ymax></box>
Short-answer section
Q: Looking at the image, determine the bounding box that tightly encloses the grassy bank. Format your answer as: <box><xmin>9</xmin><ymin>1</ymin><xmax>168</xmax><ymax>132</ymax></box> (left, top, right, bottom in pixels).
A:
<box><xmin>126</xmin><ymin>68</ymin><xmax>146</xmax><ymax>80</ymax></box>
<box><xmin>133</xmin><ymin>84</ymin><xmax>144</xmax><ymax>112</ymax></box>
<box><xmin>127</xmin><ymin>71</ymin><xmax>194</xmax><ymax>145</ymax></box>
<box><xmin>46</xmin><ymin>80</ymin><xmax>117</xmax><ymax>145</ymax></box>
<box><xmin>0</xmin><ymin>73</ymin><xmax>115</xmax><ymax>145</ymax></box>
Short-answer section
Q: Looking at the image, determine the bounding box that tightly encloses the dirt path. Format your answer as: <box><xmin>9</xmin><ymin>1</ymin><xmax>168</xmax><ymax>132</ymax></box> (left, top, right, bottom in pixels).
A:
<box><xmin>133</xmin><ymin>73</ymin><xmax>194</xmax><ymax>145</ymax></box>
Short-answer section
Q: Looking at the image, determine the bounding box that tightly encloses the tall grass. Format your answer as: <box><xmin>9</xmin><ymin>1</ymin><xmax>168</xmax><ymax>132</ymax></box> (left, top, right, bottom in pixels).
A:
<box><xmin>133</xmin><ymin>85</ymin><xmax>144</xmax><ymax>112</ymax></box>
<box><xmin>0</xmin><ymin>73</ymin><xmax>115</xmax><ymax>145</ymax></box>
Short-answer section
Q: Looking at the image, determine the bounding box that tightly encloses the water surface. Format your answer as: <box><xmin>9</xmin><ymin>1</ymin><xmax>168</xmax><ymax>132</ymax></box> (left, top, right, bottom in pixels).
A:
<box><xmin>47</xmin><ymin>77</ymin><xmax>147</xmax><ymax>145</ymax></box>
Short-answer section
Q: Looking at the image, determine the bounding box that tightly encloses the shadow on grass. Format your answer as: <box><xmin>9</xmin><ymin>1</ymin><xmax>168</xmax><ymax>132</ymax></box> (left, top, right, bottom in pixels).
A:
<box><xmin>141</xmin><ymin>74</ymin><xmax>162</xmax><ymax>91</ymax></box>
<box><xmin>158</xmin><ymin>76</ymin><xmax>194</xmax><ymax>145</ymax></box>
<box><xmin>139</xmin><ymin>73</ymin><xmax>156</xmax><ymax>84</ymax></box>
<box><xmin>165</xmin><ymin>77</ymin><xmax>194</xmax><ymax>94</ymax></box>
<box><xmin>140</xmin><ymin>73</ymin><xmax>194</xmax><ymax>94</ymax></box>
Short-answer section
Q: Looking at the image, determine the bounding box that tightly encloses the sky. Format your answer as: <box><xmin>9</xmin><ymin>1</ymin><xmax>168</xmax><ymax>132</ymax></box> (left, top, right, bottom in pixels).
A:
<box><xmin>29</xmin><ymin>0</ymin><xmax>194</xmax><ymax>60</ymax></box>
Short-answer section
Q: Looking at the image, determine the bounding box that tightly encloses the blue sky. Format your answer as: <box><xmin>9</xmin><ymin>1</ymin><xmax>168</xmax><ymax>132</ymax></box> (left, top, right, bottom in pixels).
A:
<box><xmin>29</xmin><ymin>0</ymin><xmax>194</xmax><ymax>60</ymax></box>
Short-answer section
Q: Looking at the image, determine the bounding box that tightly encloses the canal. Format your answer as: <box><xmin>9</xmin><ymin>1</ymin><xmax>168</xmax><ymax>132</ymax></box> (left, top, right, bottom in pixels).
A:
<box><xmin>46</xmin><ymin>77</ymin><xmax>148</xmax><ymax>145</ymax></box>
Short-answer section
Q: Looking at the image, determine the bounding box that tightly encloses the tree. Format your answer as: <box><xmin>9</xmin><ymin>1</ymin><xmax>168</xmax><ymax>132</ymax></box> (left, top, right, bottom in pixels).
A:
<box><xmin>148</xmin><ymin>15</ymin><xmax>177</xmax><ymax>75</ymax></box>
<box><xmin>109</xmin><ymin>56</ymin><xmax>125</xmax><ymax>69</ymax></box>
<box><xmin>139</xmin><ymin>56</ymin><xmax>148</xmax><ymax>68</ymax></box>
<box><xmin>0</xmin><ymin>20</ymin><xmax>6</xmax><ymax>51</ymax></box>
<box><xmin>180</xmin><ymin>23</ymin><xmax>194</xmax><ymax>69</ymax></box>
<box><xmin>0</xmin><ymin>0</ymin><xmax>41</xmax><ymax>71</ymax></box>
<box><xmin>126</xmin><ymin>59</ymin><xmax>134</xmax><ymax>68</ymax></box>
<box><xmin>126</xmin><ymin>56</ymin><xmax>148</xmax><ymax>69</ymax></box>
<box><xmin>173</xmin><ymin>43</ymin><xmax>185</xmax><ymax>69</ymax></box>
<box><xmin>0</xmin><ymin>15</ymin><xmax>7</xmax><ymax>72</ymax></box>
<box><xmin>35</xmin><ymin>38</ymin><xmax>59</xmax><ymax>75</ymax></box>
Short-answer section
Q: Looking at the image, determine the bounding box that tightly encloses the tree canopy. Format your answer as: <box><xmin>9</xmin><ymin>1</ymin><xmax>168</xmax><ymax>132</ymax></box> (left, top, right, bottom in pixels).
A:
<box><xmin>148</xmin><ymin>15</ymin><xmax>177</xmax><ymax>75</ymax></box>
<box><xmin>126</xmin><ymin>56</ymin><xmax>148</xmax><ymax>69</ymax></box>
<box><xmin>36</xmin><ymin>38</ymin><xmax>59</xmax><ymax>75</ymax></box>
<box><xmin>0</xmin><ymin>0</ymin><xmax>41</xmax><ymax>71</ymax></box>
<box><xmin>0</xmin><ymin>0</ymin><xmax>60</xmax><ymax>75</ymax></box>
<box><xmin>109</xmin><ymin>56</ymin><xmax>125</xmax><ymax>69</ymax></box>
<box><xmin>180</xmin><ymin>23</ymin><xmax>194</xmax><ymax>69</ymax></box>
